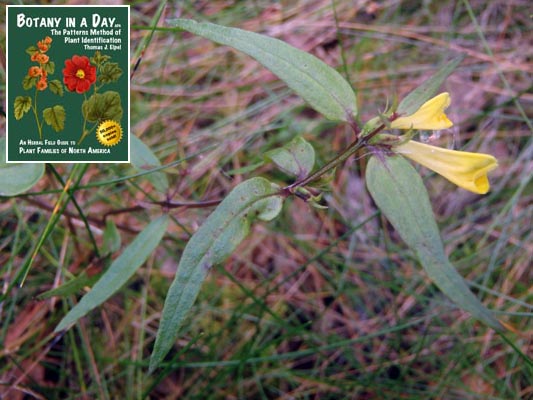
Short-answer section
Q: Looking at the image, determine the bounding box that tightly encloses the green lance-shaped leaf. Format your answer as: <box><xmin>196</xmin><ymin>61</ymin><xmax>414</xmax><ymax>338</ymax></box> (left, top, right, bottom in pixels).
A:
<box><xmin>54</xmin><ymin>215</ymin><xmax>169</xmax><ymax>332</ymax></box>
<box><xmin>397</xmin><ymin>56</ymin><xmax>464</xmax><ymax>116</ymax></box>
<box><xmin>150</xmin><ymin>177</ymin><xmax>283</xmax><ymax>372</ymax></box>
<box><xmin>366</xmin><ymin>155</ymin><xmax>503</xmax><ymax>331</ymax></box>
<box><xmin>82</xmin><ymin>91</ymin><xmax>123</xmax><ymax>123</ymax></box>
<box><xmin>14</xmin><ymin>96</ymin><xmax>32</xmax><ymax>120</ymax></box>
<box><xmin>0</xmin><ymin>137</ymin><xmax>44</xmax><ymax>196</ymax></box>
<box><xmin>169</xmin><ymin>18</ymin><xmax>357</xmax><ymax>122</ymax></box>
<box><xmin>131</xmin><ymin>134</ymin><xmax>169</xmax><ymax>194</ymax></box>
<box><xmin>43</xmin><ymin>105</ymin><xmax>66</xmax><ymax>132</ymax></box>
<box><xmin>264</xmin><ymin>136</ymin><xmax>315</xmax><ymax>178</ymax></box>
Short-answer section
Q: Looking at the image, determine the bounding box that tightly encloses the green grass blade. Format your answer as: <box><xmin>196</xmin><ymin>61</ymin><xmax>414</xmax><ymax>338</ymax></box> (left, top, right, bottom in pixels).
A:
<box><xmin>54</xmin><ymin>215</ymin><xmax>169</xmax><ymax>332</ymax></box>
<box><xmin>397</xmin><ymin>56</ymin><xmax>464</xmax><ymax>116</ymax></box>
<box><xmin>168</xmin><ymin>18</ymin><xmax>357</xmax><ymax>122</ymax></box>
<box><xmin>366</xmin><ymin>155</ymin><xmax>503</xmax><ymax>331</ymax></box>
<box><xmin>0</xmin><ymin>137</ymin><xmax>44</xmax><ymax>196</ymax></box>
<box><xmin>149</xmin><ymin>177</ymin><xmax>283</xmax><ymax>373</ymax></box>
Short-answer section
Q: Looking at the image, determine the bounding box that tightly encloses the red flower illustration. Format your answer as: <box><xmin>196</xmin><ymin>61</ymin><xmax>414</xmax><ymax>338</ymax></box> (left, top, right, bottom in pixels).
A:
<box><xmin>63</xmin><ymin>55</ymin><xmax>96</xmax><ymax>94</ymax></box>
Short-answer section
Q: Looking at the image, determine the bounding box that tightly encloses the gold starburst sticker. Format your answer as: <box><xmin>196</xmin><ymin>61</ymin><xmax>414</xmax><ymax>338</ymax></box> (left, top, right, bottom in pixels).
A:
<box><xmin>96</xmin><ymin>120</ymin><xmax>123</xmax><ymax>147</ymax></box>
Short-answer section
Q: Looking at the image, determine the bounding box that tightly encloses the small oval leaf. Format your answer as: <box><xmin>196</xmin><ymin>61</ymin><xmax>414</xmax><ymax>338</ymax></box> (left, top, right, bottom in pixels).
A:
<box><xmin>265</xmin><ymin>136</ymin><xmax>315</xmax><ymax>179</ymax></box>
<box><xmin>366</xmin><ymin>155</ymin><xmax>503</xmax><ymax>331</ymax></box>
<box><xmin>54</xmin><ymin>215</ymin><xmax>169</xmax><ymax>332</ymax></box>
<box><xmin>150</xmin><ymin>177</ymin><xmax>283</xmax><ymax>372</ymax></box>
<box><xmin>169</xmin><ymin>18</ymin><xmax>357</xmax><ymax>122</ymax></box>
<box><xmin>0</xmin><ymin>138</ymin><xmax>44</xmax><ymax>196</ymax></box>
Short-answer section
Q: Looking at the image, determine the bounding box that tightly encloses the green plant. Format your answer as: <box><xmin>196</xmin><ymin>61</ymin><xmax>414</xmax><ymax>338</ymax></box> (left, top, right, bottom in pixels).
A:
<box><xmin>0</xmin><ymin>0</ymin><xmax>533</xmax><ymax>400</ymax></box>
<box><xmin>45</xmin><ymin>19</ymin><xmax>509</xmax><ymax>372</ymax></box>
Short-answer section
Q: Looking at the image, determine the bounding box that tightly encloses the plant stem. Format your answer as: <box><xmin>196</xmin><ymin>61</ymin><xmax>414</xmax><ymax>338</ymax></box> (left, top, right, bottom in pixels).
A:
<box><xmin>33</xmin><ymin>89</ymin><xmax>43</xmax><ymax>139</ymax></box>
<box><xmin>77</xmin><ymin>93</ymin><xmax>90</xmax><ymax>145</ymax></box>
<box><xmin>287</xmin><ymin>122</ymin><xmax>386</xmax><ymax>190</ymax></box>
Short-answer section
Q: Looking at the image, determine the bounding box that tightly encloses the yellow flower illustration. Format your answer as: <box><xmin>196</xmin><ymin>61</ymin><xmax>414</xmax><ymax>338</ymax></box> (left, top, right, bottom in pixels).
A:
<box><xmin>395</xmin><ymin>140</ymin><xmax>498</xmax><ymax>194</ymax></box>
<box><xmin>391</xmin><ymin>92</ymin><xmax>453</xmax><ymax>130</ymax></box>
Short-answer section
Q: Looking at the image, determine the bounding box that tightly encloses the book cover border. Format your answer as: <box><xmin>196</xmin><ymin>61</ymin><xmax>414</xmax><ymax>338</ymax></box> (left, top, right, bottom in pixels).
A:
<box><xmin>5</xmin><ymin>4</ymin><xmax>130</xmax><ymax>163</ymax></box>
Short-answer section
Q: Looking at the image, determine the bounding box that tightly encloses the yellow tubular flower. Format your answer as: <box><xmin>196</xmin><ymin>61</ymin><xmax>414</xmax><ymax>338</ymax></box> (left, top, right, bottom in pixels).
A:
<box><xmin>391</xmin><ymin>92</ymin><xmax>453</xmax><ymax>130</ymax></box>
<box><xmin>395</xmin><ymin>140</ymin><xmax>498</xmax><ymax>194</ymax></box>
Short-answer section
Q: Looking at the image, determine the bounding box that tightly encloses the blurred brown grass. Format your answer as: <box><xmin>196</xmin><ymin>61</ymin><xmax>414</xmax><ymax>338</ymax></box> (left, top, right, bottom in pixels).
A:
<box><xmin>1</xmin><ymin>0</ymin><xmax>532</xmax><ymax>399</ymax></box>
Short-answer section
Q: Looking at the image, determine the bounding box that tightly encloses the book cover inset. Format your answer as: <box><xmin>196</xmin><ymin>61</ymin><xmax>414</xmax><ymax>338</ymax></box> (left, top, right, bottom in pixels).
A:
<box><xmin>6</xmin><ymin>5</ymin><xmax>130</xmax><ymax>163</ymax></box>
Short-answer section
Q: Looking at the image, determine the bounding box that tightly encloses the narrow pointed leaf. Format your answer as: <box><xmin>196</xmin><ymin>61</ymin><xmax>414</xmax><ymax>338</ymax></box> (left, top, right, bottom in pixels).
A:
<box><xmin>150</xmin><ymin>177</ymin><xmax>283</xmax><ymax>372</ymax></box>
<box><xmin>397</xmin><ymin>56</ymin><xmax>463</xmax><ymax>116</ymax></box>
<box><xmin>131</xmin><ymin>134</ymin><xmax>169</xmax><ymax>193</ymax></box>
<box><xmin>54</xmin><ymin>215</ymin><xmax>169</xmax><ymax>332</ymax></box>
<box><xmin>37</xmin><ymin>271</ymin><xmax>101</xmax><ymax>300</ymax></box>
<box><xmin>169</xmin><ymin>18</ymin><xmax>357</xmax><ymax>122</ymax></box>
<box><xmin>0</xmin><ymin>138</ymin><xmax>44</xmax><ymax>196</ymax></box>
<box><xmin>366</xmin><ymin>155</ymin><xmax>503</xmax><ymax>331</ymax></box>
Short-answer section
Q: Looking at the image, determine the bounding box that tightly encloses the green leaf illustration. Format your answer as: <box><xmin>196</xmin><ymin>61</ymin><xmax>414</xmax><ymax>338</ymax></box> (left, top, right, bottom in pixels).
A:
<box><xmin>0</xmin><ymin>138</ymin><xmax>44</xmax><ymax>196</ymax></box>
<box><xmin>150</xmin><ymin>177</ymin><xmax>284</xmax><ymax>372</ymax></box>
<box><xmin>25</xmin><ymin>45</ymin><xmax>38</xmax><ymax>56</ymax></box>
<box><xmin>265</xmin><ymin>136</ymin><xmax>315</xmax><ymax>178</ymax></box>
<box><xmin>42</xmin><ymin>61</ymin><xmax>55</xmax><ymax>75</ymax></box>
<box><xmin>82</xmin><ymin>91</ymin><xmax>123</xmax><ymax>123</ymax></box>
<box><xmin>48</xmin><ymin>80</ymin><xmax>64</xmax><ymax>97</ymax></box>
<box><xmin>43</xmin><ymin>105</ymin><xmax>66</xmax><ymax>132</ymax></box>
<box><xmin>169</xmin><ymin>18</ymin><xmax>357</xmax><ymax>122</ymax></box>
<box><xmin>54</xmin><ymin>215</ymin><xmax>169</xmax><ymax>332</ymax></box>
<box><xmin>14</xmin><ymin>96</ymin><xmax>32</xmax><ymax>120</ymax></box>
<box><xmin>366</xmin><ymin>155</ymin><xmax>503</xmax><ymax>331</ymax></box>
<box><xmin>90</xmin><ymin>50</ymin><xmax>111</xmax><ymax>66</ymax></box>
<box><xmin>98</xmin><ymin>62</ymin><xmax>123</xmax><ymax>84</ymax></box>
<box><xmin>22</xmin><ymin>75</ymin><xmax>37</xmax><ymax>90</ymax></box>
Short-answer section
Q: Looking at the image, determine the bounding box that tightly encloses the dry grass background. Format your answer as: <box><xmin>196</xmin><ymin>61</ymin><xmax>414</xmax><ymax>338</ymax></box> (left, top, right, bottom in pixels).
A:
<box><xmin>1</xmin><ymin>0</ymin><xmax>532</xmax><ymax>399</ymax></box>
